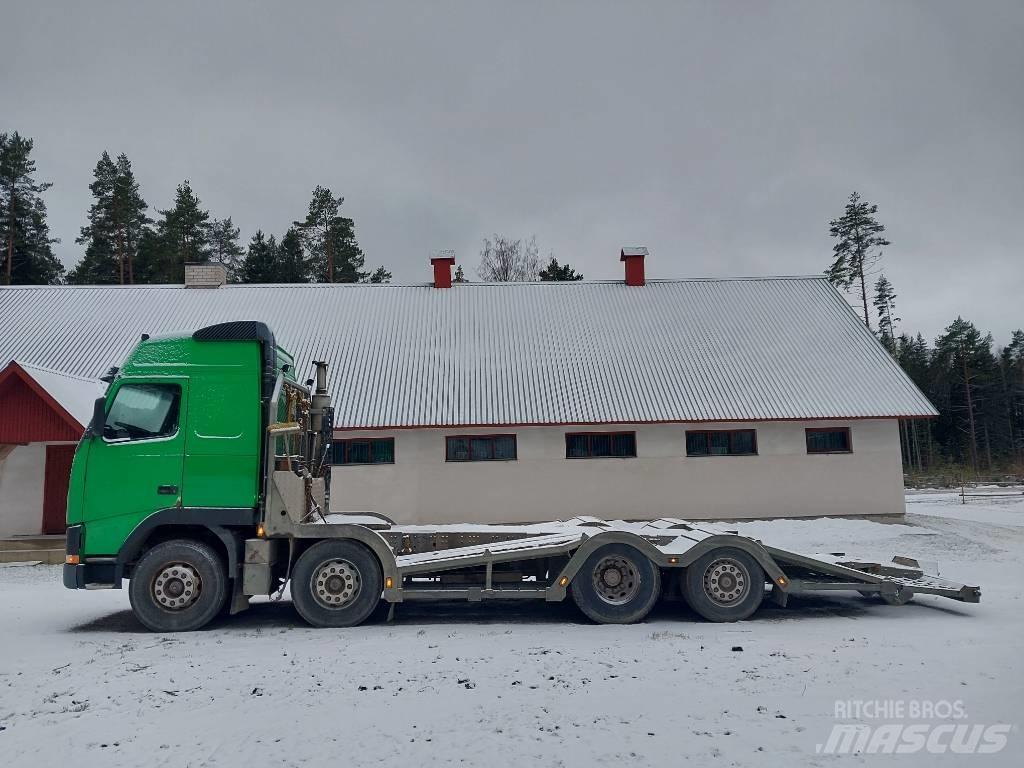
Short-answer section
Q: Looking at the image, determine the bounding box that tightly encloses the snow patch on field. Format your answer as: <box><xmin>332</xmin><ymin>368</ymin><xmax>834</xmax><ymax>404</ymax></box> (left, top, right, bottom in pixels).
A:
<box><xmin>0</xmin><ymin>492</ymin><xmax>1021</xmax><ymax>766</ymax></box>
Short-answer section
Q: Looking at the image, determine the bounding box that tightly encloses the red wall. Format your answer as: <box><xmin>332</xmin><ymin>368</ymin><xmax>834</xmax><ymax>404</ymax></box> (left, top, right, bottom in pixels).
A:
<box><xmin>0</xmin><ymin>374</ymin><xmax>82</xmax><ymax>443</ymax></box>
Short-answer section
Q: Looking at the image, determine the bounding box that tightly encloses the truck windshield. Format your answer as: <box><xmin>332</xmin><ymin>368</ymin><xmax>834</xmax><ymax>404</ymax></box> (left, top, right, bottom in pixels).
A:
<box><xmin>103</xmin><ymin>383</ymin><xmax>181</xmax><ymax>441</ymax></box>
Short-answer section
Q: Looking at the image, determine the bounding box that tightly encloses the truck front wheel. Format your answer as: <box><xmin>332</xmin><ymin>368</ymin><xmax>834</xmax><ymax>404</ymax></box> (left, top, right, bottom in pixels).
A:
<box><xmin>291</xmin><ymin>540</ymin><xmax>383</xmax><ymax>628</ymax></box>
<box><xmin>128</xmin><ymin>540</ymin><xmax>228</xmax><ymax>632</ymax></box>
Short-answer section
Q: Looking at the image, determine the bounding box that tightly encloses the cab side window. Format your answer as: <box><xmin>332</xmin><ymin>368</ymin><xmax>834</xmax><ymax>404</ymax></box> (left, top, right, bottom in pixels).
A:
<box><xmin>103</xmin><ymin>384</ymin><xmax>181</xmax><ymax>442</ymax></box>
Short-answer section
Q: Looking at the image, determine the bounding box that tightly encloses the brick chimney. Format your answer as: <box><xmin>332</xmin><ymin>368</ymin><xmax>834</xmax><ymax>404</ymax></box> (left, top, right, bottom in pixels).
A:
<box><xmin>620</xmin><ymin>247</ymin><xmax>647</xmax><ymax>286</ymax></box>
<box><xmin>185</xmin><ymin>262</ymin><xmax>227</xmax><ymax>288</ymax></box>
<box><xmin>430</xmin><ymin>251</ymin><xmax>456</xmax><ymax>289</ymax></box>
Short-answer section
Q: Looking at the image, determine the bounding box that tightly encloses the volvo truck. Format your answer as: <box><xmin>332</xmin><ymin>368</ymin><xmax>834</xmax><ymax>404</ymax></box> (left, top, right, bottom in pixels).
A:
<box><xmin>63</xmin><ymin>321</ymin><xmax>981</xmax><ymax>632</ymax></box>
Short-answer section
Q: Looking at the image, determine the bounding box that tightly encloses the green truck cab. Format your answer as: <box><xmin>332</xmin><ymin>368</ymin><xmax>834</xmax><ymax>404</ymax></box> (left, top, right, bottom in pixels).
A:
<box><xmin>63</xmin><ymin>321</ymin><xmax>315</xmax><ymax>628</ymax></box>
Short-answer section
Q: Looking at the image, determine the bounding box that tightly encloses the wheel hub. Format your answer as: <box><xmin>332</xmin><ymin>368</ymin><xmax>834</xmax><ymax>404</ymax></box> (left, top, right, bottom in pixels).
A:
<box><xmin>312</xmin><ymin>559</ymin><xmax>361</xmax><ymax>609</ymax></box>
<box><xmin>153</xmin><ymin>563</ymin><xmax>201</xmax><ymax>611</ymax></box>
<box><xmin>703</xmin><ymin>558</ymin><xmax>749</xmax><ymax>606</ymax></box>
<box><xmin>592</xmin><ymin>556</ymin><xmax>640</xmax><ymax>605</ymax></box>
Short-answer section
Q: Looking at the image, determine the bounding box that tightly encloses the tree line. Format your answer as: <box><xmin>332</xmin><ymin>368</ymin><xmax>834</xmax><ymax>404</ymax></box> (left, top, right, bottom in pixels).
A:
<box><xmin>0</xmin><ymin>132</ymin><xmax>390</xmax><ymax>285</ymax></box>
<box><xmin>827</xmin><ymin>192</ymin><xmax>1022</xmax><ymax>475</ymax></box>
<box><xmin>1</xmin><ymin>131</ymin><xmax>586</xmax><ymax>287</ymax></box>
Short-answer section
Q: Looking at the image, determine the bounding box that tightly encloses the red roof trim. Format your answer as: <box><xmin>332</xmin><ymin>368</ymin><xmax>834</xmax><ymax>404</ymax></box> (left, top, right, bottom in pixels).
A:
<box><xmin>0</xmin><ymin>361</ymin><xmax>87</xmax><ymax>433</ymax></box>
<box><xmin>334</xmin><ymin>413</ymin><xmax>935</xmax><ymax>434</ymax></box>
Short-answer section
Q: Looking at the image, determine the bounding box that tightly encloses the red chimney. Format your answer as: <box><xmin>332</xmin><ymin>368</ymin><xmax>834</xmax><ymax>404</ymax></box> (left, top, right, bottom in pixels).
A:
<box><xmin>620</xmin><ymin>247</ymin><xmax>647</xmax><ymax>286</ymax></box>
<box><xmin>431</xmin><ymin>254</ymin><xmax>456</xmax><ymax>288</ymax></box>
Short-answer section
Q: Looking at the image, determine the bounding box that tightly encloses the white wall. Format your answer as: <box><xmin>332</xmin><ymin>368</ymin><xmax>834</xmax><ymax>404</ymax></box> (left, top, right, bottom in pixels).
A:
<box><xmin>328</xmin><ymin>420</ymin><xmax>906</xmax><ymax>524</ymax></box>
<box><xmin>0</xmin><ymin>443</ymin><xmax>45</xmax><ymax>537</ymax></box>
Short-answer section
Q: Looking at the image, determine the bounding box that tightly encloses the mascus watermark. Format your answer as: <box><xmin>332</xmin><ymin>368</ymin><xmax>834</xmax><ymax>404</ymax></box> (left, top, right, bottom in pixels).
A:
<box><xmin>817</xmin><ymin>700</ymin><xmax>1013</xmax><ymax>755</ymax></box>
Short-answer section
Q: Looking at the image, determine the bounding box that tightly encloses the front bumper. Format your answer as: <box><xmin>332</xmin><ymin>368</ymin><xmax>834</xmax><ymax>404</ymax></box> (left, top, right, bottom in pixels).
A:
<box><xmin>62</xmin><ymin>524</ymin><xmax>119</xmax><ymax>589</ymax></box>
<box><xmin>62</xmin><ymin>561</ymin><xmax>119</xmax><ymax>589</ymax></box>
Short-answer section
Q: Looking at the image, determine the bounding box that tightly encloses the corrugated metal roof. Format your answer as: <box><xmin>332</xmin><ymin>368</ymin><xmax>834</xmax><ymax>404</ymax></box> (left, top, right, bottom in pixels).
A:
<box><xmin>0</xmin><ymin>277</ymin><xmax>937</xmax><ymax>428</ymax></box>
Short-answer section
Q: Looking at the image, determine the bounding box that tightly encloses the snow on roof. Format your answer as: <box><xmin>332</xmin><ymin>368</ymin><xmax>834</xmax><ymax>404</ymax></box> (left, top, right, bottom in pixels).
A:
<box><xmin>13</xmin><ymin>361</ymin><xmax>106</xmax><ymax>427</ymax></box>
<box><xmin>0</xmin><ymin>277</ymin><xmax>937</xmax><ymax>428</ymax></box>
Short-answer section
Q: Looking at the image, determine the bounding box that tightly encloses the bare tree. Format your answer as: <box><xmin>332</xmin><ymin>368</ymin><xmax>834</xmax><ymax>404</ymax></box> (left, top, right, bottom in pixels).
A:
<box><xmin>477</xmin><ymin>234</ymin><xmax>541</xmax><ymax>282</ymax></box>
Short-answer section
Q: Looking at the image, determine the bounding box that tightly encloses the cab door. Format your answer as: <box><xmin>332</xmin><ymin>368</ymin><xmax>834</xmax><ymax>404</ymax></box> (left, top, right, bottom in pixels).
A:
<box><xmin>80</xmin><ymin>378</ymin><xmax>188</xmax><ymax>554</ymax></box>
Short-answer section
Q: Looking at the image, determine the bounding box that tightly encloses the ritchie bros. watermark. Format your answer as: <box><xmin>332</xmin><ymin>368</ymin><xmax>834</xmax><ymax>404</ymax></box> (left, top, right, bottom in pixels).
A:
<box><xmin>817</xmin><ymin>700</ymin><xmax>1013</xmax><ymax>755</ymax></box>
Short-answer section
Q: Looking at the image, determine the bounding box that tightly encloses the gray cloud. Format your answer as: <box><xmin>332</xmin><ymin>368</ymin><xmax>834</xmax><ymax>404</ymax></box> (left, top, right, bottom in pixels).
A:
<box><xmin>4</xmin><ymin>0</ymin><xmax>1022</xmax><ymax>343</ymax></box>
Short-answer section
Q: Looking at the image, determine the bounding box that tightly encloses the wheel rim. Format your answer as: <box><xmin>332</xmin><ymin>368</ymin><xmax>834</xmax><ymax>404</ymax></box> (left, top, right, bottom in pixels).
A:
<box><xmin>592</xmin><ymin>555</ymin><xmax>641</xmax><ymax>605</ymax></box>
<box><xmin>702</xmin><ymin>557</ymin><xmax>750</xmax><ymax>606</ymax></box>
<box><xmin>152</xmin><ymin>562</ymin><xmax>202</xmax><ymax>611</ymax></box>
<box><xmin>311</xmin><ymin>559</ymin><xmax>362</xmax><ymax>609</ymax></box>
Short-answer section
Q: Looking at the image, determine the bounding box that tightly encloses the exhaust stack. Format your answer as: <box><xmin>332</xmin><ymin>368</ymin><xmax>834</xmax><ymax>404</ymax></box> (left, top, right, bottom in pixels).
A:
<box><xmin>310</xmin><ymin>360</ymin><xmax>331</xmax><ymax>433</ymax></box>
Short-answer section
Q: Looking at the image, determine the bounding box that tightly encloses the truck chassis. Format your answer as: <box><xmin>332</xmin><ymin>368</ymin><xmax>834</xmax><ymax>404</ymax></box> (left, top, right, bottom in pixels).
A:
<box><xmin>239</xmin><ymin>471</ymin><xmax>981</xmax><ymax>630</ymax></box>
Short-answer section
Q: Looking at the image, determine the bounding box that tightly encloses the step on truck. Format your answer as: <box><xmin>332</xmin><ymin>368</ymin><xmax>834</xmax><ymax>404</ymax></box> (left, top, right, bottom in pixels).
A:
<box><xmin>63</xmin><ymin>321</ymin><xmax>981</xmax><ymax>632</ymax></box>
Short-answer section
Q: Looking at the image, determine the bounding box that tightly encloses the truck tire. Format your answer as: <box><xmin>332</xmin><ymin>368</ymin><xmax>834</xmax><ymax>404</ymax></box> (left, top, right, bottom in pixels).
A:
<box><xmin>681</xmin><ymin>547</ymin><xmax>765</xmax><ymax>622</ymax></box>
<box><xmin>128</xmin><ymin>539</ymin><xmax>228</xmax><ymax>632</ymax></box>
<box><xmin>291</xmin><ymin>540</ymin><xmax>382</xmax><ymax>628</ymax></box>
<box><xmin>570</xmin><ymin>544</ymin><xmax>661</xmax><ymax>624</ymax></box>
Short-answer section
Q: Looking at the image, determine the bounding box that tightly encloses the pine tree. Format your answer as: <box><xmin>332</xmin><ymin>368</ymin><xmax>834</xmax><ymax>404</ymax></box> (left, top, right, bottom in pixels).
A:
<box><xmin>238</xmin><ymin>231</ymin><xmax>279</xmax><ymax>283</ymax></box>
<box><xmin>0</xmin><ymin>132</ymin><xmax>63</xmax><ymax>284</ymax></box>
<box><xmin>453</xmin><ymin>265</ymin><xmax>467</xmax><ymax>283</ymax></box>
<box><xmin>896</xmin><ymin>332</ymin><xmax>931</xmax><ymax>471</ymax></box>
<box><xmin>136</xmin><ymin>181</ymin><xmax>211</xmax><ymax>282</ymax></box>
<box><xmin>132</xmin><ymin>227</ymin><xmax>167</xmax><ymax>284</ymax></box>
<box><xmin>275</xmin><ymin>227</ymin><xmax>309</xmax><ymax>283</ymax></box>
<box><xmin>539</xmin><ymin>256</ymin><xmax>584</xmax><ymax>281</ymax></box>
<box><xmin>293</xmin><ymin>186</ymin><xmax>366</xmax><ymax>283</ymax></box>
<box><xmin>69</xmin><ymin>152</ymin><xmax>152</xmax><ymax>285</ymax></box>
<box><xmin>69</xmin><ymin>152</ymin><xmax>119</xmax><ymax>284</ymax></box>
<box><xmin>368</xmin><ymin>266</ymin><xmax>392</xmax><ymax>283</ymax></box>
<box><xmin>162</xmin><ymin>180</ymin><xmax>211</xmax><ymax>265</ymax></box>
<box><xmin>931</xmin><ymin>318</ymin><xmax>998</xmax><ymax>472</ymax></box>
<box><xmin>872</xmin><ymin>274</ymin><xmax>899</xmax><ymax>353</ymax></box>
<box><xmin>999</xmin><ymin>331</ymin><xmax>1024</xmax><ymax>461</ymax></box>
<box><xmin>208</xmin><ymin>217</ymin><xmax>244</xmax><ymax>281</ymax></box>
<box><xmin>827</xmin><ymin>192</ymin><xmax>890</xmax><ymax>328</ymax></box>
<box><xmin>111</xmin><ymin>154</ymin><xmax>151</xmax><ymax>284</ymax></box>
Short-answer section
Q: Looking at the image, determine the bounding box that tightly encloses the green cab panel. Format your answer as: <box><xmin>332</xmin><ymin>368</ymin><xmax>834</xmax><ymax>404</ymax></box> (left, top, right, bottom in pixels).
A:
<box><xmin>180</xmin><ymin>340</ymin><xmax>262</xmax><ymax>508</ymax></box>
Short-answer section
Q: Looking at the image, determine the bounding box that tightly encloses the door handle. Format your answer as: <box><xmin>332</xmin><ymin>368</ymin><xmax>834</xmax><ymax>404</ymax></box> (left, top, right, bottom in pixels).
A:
<box><xmin>157</xmin><ymin>485</ymin><xmax>179</xmax><ymax>495</ymax></box>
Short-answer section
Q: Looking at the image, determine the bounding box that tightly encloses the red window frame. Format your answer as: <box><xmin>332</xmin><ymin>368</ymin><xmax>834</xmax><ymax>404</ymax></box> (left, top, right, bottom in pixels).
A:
<box><xmin>685</xmin><ymin>429</ymin><xmax>758</xmax><ymax>457</ymax></box>
<box><xmin>445</xmin><ymin>434</ymin><xmax>518</xmax><ymax>462</ymax></box>
<box><xmin>564</xmin><ymin>431</ymin><xmax>637</xmax><ymax>459</ymax></box>
<box><xmin>805</xmin><ymin>427</ymin><xmax>853</xmax><ymax>454</ymax></box>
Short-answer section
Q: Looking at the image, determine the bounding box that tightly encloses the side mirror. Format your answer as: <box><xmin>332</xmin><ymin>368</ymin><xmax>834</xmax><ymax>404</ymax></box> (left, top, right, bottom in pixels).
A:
<box><xmin>90</xmin><ymin>397</ymin><xmax>107</xmax><ymax>438</ymax></box>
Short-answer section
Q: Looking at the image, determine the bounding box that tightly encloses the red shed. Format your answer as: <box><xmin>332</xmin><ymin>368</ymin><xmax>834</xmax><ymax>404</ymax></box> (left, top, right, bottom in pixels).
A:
<box><xmin>0</xmin><ymin>361</ymin><xmax>102</xmax><ymax>537</ymax></box>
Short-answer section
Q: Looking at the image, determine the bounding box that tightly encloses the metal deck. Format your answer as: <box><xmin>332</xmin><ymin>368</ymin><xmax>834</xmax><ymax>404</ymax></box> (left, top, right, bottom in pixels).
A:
<box><xmin>337</xmin><ymin>516</ymin><xmax>982</xmax><ymax>606</ymax></box>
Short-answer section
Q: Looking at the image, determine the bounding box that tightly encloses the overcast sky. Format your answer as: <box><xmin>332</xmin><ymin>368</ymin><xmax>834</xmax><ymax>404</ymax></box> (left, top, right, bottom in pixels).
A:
<box><xmin>5</xmin><ymin>1</ymin><xmax>1022</xmax><ymax>344</ymax></box>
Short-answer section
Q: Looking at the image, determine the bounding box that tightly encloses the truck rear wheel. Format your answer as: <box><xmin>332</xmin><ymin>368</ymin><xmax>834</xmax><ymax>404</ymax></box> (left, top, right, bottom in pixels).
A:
<box><xmin>291</xmin><ymin>540</ymin><xmax>382</xmax><ymax>628</ymax></box>
<box><xmin>570</xmin><ymin>544</ymin><xmax>661</xmax><ymax>624</ymax></box>
<box><xmin>128</xmin><ymin>539</ymin><xmax>228</xmax><ymax>632</ymax></box>
<box><xmin>681</xmin><ymin>547</ymin><xmax>765</xmax><ymax>622</ymax></box>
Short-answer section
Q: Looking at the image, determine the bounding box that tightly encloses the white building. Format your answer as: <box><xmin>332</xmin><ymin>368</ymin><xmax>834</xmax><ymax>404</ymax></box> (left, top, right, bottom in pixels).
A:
<box><xmin>0</xmin><ymin>250</ymin><xmax>936</xmax><ymax>533</ymax></box>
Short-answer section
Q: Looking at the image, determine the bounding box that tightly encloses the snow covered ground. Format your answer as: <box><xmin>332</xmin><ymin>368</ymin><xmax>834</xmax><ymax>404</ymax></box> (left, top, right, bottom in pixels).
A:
<box><xmin>1</xmin><ymin>492</ymin><xmax>1021</xmax><ymax>766</ymax></box>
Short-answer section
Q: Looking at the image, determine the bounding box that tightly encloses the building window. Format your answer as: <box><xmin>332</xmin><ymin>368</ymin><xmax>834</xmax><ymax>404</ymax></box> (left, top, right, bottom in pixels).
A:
<box><xmin>565</xmin><ymin>431</ymin><xmax>637</xmax><ymax>459</ymax></box>
<box><xmin>806</xmin><ymin>428</ymin><xmax>852</xmax><ymax>454</ymax></box>
<box><xmin>685</xmin><ymin>429</ymin><xmax>757</xmax><ymax>456</ymax></box>
<box><xmin>446</xmin><ymin>434</ymin><xmax>517</xmax><ymax>462</ymax></box>
<box><xmin>332</xmin><ymin>437</ymin><xmax>395</xmax><ymax>465</ymax></box>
